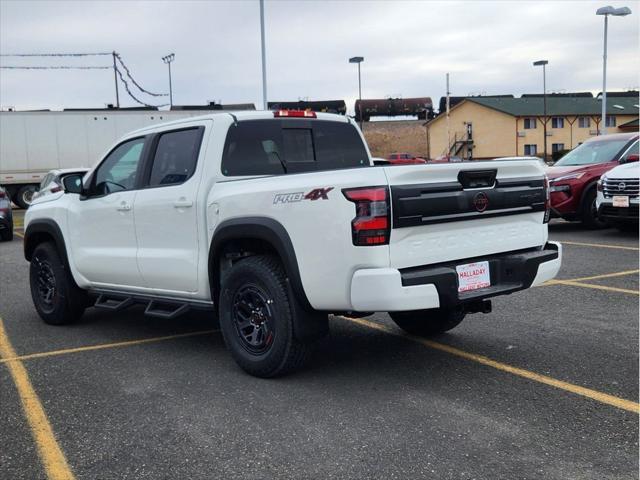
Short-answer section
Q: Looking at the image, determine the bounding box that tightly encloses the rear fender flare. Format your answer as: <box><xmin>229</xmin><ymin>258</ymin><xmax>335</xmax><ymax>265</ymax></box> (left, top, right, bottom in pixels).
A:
<box><xmin>209</xmin><ymin>217</ymin><xmax>312</xmax><ymax>311</ymax></box>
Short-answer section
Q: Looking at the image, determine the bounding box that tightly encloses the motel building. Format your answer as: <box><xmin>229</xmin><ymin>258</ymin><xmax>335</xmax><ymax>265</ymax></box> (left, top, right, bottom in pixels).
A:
<box><xmin>426</xmin><ymin>92</ymin><xmax>639</xmax><ymax>160</ymax></box>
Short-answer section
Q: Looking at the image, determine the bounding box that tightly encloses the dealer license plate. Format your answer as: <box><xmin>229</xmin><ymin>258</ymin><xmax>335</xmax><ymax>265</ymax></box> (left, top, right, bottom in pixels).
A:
<box><xmin>612</xmin><ymin>195</ymin><xmax>630</xmax><ymax>208</ymax></box>
<box><xmin>456</xmin><ymin>261</ymin><xmax>491</xmax><ymax>293</ymax></box>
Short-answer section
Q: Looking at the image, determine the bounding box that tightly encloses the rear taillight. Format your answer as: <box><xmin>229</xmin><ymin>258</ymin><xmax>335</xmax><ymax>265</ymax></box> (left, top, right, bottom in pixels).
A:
<box><xmin>342</xmin><ymin>186</ymin><xmax>390</xmax><ymax>246</ymax></box>
<box><xmin>543</xmin><ymin>176</ymin><xmax>551</xmax><ymax>223</ymax></box>
<box><xmin>273</xmin><ymin>110</ymin><xmax>316</xmax><ymax>118</ymax></box>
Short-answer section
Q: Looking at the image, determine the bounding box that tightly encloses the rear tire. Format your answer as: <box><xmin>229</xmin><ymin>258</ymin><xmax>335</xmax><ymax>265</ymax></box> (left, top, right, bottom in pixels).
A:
<box><xmin>29</xmin><ymin>242</ymin><xmax>86</xmax><ymax>325</ymax></box>
<box><xmin>15</xmin><ymin>185</ymin><xmax>37</xmax><ymax>209</ymax></box>
<box><xmin>389</xmin><ymin>307</ymin><xmax>466</xmax><ymax>336</ymax></box>
<box><xmin>581</xmin><ymin>189</ymin><xmax>608</xmax><ymax>229</ymax></box>
<box><xmin>218</xmin><ymin>255</ymin><xmax>312</xmax><ymax>378</ymax></box>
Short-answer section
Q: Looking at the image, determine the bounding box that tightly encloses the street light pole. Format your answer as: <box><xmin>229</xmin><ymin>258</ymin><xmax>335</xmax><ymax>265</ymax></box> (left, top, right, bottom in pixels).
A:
<box><xmin>601</xmin><ymin>13</ymin><xmax>608</xmax><ymax>135</ymax></box>
<box><xmin>596</xmin><ymin>5</ymin><xmax>632</xmax><ymax>135</ymax></box>
<box><xmin>533</xmin><ymin>60</ymin><xmax>548</xmax><ymax>161</ymax></box>
<box><xmin>349</xmin><ymin>56</ymin><xmax>364</xmax><ymax>129</ymax></box>
<box><xmin>162</xmin><ymin>53</ymin><xmax>175</xmax><ymax>108</ymax></box>
<box><xmin>260</xmin><ymin>0</ymin><xmax>268</xmax><ymax>110</ymax></box>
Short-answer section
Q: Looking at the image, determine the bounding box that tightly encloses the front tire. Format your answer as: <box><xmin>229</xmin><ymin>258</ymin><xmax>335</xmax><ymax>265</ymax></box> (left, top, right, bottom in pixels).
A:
<box><xmin>218</xmin><ymin>255</ymin><xmax>312</xmax><ymax>378</ymax></box>
<box><xmin>389</xmin><ymin>307</ymin><xmax>466</xmax><ymax>336</ymax></box>
<box><xmin>582</xmin><ymin>189</ymin><xmax>608</xmax><ymax>229</ymax></box>
<box><xmin>29</xmin><ymin>242</ymin><xmax>86</xmax><ymax>325</ymax></box>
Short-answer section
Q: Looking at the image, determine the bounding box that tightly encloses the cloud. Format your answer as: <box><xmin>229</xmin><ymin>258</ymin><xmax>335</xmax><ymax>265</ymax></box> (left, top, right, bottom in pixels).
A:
<box><xmin>1</xmin><ymin>0</ymin><xmax>638</xmax><ymax>113</ymax></box>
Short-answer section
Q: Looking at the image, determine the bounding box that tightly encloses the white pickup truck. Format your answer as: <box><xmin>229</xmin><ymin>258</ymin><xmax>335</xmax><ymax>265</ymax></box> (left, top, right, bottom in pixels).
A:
<box><xmin>24</xmin><ymin>110</ymin><xmax>561</xmax><ymax>377</ymax></box>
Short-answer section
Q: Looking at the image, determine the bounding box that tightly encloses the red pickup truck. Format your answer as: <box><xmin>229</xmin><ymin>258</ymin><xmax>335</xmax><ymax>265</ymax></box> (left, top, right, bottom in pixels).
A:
<box><xmin>547</xmin><ymin>132</ymin><xmax>639</xmax><ymax>228</ymax></box>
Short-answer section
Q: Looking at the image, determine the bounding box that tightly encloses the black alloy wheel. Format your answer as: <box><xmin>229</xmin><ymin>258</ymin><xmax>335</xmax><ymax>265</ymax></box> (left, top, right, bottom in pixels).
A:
<box><xmin>232</xmin><ymin>284</ymin><xmax>276</xmax><ymax>354</ymax></box>
<box><xmin>33</xmin><ymin>254</ymin><xmax>57</xmax><ymax>314</ymax></box>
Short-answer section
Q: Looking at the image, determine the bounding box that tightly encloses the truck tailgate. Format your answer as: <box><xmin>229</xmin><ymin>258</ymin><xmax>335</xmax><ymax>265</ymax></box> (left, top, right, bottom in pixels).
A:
<box><xmin>384</xmin><ymin>161</ymin><xmax>548</xmax><ymax>269</ymax></box>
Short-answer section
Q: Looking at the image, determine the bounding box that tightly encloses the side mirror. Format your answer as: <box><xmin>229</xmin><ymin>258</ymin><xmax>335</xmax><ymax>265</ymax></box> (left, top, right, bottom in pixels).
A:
<box><xmin>622</xmin><ymin>153</ymin><xmax>639</xmax><ymax>163</ymax></box>
<box><xmin>62</xmin><ymin>174</ymin><xmax>84</xmax><ymax>194</ymax></box>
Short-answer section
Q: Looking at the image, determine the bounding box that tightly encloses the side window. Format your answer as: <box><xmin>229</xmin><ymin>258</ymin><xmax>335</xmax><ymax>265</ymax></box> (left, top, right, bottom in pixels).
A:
<box><xmin>39</xmin><ymin>173</ymin><xmax>53</xmax><ymax>189</ymax></box>
<box><xmin>148</xmin><ymin>128</ymin><xmax>202</xmax><ymax>186</ymax></box>
<box><xmin>93</xmin><ymin>137</ymin><xmax>145</xmax><ymax>195</ymax></box>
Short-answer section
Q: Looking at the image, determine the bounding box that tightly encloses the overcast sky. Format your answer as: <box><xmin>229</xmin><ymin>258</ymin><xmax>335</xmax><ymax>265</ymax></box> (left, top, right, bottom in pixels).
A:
<box><xmin>1</xmin><ymin>0</ymin><xmax>638</xmax><ymax>113</ymax></box>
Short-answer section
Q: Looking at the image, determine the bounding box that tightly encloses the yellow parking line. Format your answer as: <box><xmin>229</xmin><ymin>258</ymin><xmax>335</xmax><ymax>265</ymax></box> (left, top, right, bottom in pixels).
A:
<box><xmin>0</xmin><ymin>316</ymin><xmax>75</xmax><ymax>480</ymax></box>
<box><xmin>545</xmin><ymin>279</ymin><xmax>639</xmax><ymax>295</ymax></box>
<box><xmin>14</xmin><ymin>231</ymin><xmax>24</xmax><ymax>238</ymax></box>
<box><xmin>561</xmin><ymin>241</ymin><xmax>639</xmax><ymax>251</ymax></box>
<box><xmin>568</xmin><ymin>269</ymin><xmax>639</xmax><ymax>282</ymax></box>
<box><xmin>339</xmin><ymin>316</ymin><xmax>640</xmax><ymax>414</ymax></box>
<box><xmin>0</xmin><ymin>329</ymin><xmax>219</xmax><ymax>364</ymax></box>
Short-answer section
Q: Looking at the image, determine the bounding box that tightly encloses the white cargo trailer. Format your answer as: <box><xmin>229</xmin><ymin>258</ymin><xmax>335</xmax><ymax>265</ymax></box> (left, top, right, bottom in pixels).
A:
<box><xmin>0</xmin><ymin>109</ymin><xmax>221</xmax><ymax>208</ymax></box>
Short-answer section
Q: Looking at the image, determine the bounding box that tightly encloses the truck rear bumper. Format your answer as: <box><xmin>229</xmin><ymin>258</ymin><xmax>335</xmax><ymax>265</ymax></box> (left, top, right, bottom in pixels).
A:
<box><xmin>350</xmin><ymin>242</ymin><xmax>561</xmax><ymax>312</ymax></box>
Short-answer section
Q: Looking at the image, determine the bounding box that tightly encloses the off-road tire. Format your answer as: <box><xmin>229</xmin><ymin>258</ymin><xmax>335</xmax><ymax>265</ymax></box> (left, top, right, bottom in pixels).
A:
<box><xmin>581</xmin><ymin>189</ymin><xmax>608</xmax><ymax>229</ymax></box>
<box><xmin>29</xmin><ymin>242</ymin><xmax>86</xmax><ymax>325</ymax></box>
<box><xmin>389</xmin><ymin>307</ymin><xmax>467</xmax><ymax>336</ymax></box>
<box><xmin>218</xmin><ymin>255</ymin><xmax>311</xmax><ymax>378</ymax></box>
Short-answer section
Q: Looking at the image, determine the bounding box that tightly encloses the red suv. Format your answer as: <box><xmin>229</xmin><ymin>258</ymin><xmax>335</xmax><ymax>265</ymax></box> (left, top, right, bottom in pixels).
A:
<box><xmin>547</xmin><ymin>132</ymin><xmax>639</xmax><ymax>228</ymax></box>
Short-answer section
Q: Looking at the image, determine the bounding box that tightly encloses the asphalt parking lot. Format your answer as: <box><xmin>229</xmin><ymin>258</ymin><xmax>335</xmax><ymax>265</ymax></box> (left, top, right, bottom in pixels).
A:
<box><xmin>1</xmin><ymin>211</ymin><xmax>638</xmax><ymax>480</ymax></box>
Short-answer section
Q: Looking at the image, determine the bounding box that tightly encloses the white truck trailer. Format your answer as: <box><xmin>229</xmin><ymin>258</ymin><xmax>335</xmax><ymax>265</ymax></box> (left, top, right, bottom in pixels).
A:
<box><xmin>0</xmin><ymin>108</ymin><xmax>223</xmax><ymax>208</ymax></box>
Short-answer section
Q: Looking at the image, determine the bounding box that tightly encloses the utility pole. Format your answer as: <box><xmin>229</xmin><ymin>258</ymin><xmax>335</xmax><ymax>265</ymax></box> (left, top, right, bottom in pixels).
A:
<box><xmin>259</xmin><ymin>0</ymin><xmax>268</xmax><ymax>110</ymax></box>
<box><xmin>162</xmin><ymin>53</ymin><xmax>175</xmax><ymax>107</ymax></box>
<box><xmin>112</xmin><ymin>51</ymin><xmax>120</xmax><ymax>108</ymax></box>
<box><xmin>446</xmin><ymin>73</ymin><xmax>450</xmax><ymax>158</ymax></box>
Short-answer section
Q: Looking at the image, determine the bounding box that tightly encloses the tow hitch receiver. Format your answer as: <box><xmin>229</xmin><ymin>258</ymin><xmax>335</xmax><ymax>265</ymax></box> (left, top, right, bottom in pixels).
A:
<box><xmin>465</xmin><ymin>299</ymin><xmax>492</xmax><ymax>314</ymax></box>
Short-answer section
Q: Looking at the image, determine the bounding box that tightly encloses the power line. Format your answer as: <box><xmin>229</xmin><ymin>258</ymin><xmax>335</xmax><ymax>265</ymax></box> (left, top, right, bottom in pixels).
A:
<box><xmin>0</xmin><ymin>52</ymin><xmax>111</xmax><ymax>57</ymax></box>
<box><xmin>0</xmin><ymin>65</ymin><xmax>111</xmax><ymax>70</ymax></box>
<box><xmin>114</xmin><ymin>53</ymin><xmax>167</xmax><ymax>97</ymax></box>
<box><xmin>115</xmin><ymin>67</ymin><xmax>168</xmax><ymax>108</ymax></box>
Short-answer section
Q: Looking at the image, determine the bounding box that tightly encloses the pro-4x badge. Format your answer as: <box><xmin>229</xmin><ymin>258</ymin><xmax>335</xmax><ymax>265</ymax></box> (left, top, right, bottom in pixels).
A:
<box><xmin>304</xmin><ymin>187</ymin><xmax>334</xmax><ymax>200</ymax></box>
<box><xmin>273</xmin><ymin>187</ymin><xmax>334</xmax><ymax>204</ymax></box>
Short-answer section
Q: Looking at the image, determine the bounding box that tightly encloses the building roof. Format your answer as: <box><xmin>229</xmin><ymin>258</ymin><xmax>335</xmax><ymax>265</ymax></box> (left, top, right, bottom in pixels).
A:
<box><xmin>619</xmin><ymin>118</ymin><xmax>639</xmax><ymax>129</ymax></box>
<box><xmin>521</xmin><ymin>92</ymin><xmax>593</xmax><ymax>98</ymax></box>
<box><xmin>467</xmin><ymin>96</ymin><xmax>639</xmax><ymax>116</ymax></box>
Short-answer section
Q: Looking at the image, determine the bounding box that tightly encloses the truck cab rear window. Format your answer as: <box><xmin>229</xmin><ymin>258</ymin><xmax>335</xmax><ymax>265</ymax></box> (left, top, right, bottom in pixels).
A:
<box><xmin>221</xmin><ymin>119</ymin><xmax>368</xmax><ymax>176</ymax></box>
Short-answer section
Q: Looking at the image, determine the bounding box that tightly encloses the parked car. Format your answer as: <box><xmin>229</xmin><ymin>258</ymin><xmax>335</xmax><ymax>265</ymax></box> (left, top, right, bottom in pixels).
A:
<box><xmin>0</xmin><ymin>186</ymin><xmax>14</xmax><ymax>241</ymax></box>
<box><xmin>32</xmin><ymin>168</ymin><xmax>90</xmax><ymax>203</ymax></box>
<box><xmin>25</xmin><ymin>110</ymin><xmax>561</xmax><ymax>377</ymax></box>
<box><xmin>596</xmin><ymin>161</ymin><xmax>639</xmax><ymax>231</ymax></box>
<box><xmin>387</xmin><ymin>152</ymin><xmax>427</xmax><ymax>165</ymax></box>
<box><xmin>546</xmin><ymin>132</ymin><xmax>639</xmax><ymax>228</ymax></box>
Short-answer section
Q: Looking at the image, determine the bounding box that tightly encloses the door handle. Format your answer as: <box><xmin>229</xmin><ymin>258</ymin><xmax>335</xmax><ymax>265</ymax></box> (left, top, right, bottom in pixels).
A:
<box><xmin>173</xmin><ymin>198</ymin><xmax>193</xmax><ymax>208</ymax></box>
<box><xmin>117</xmin><ymin>202</ymin><xmax>131</xmax><ymax>211</ymax></box>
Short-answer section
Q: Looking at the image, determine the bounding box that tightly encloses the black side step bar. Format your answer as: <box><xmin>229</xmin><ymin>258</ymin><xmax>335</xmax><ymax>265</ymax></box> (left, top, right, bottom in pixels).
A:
<box><xmin>91</xmin><ymin>290</ymin><xmax>213</xmax><ymax>319</ymax></box>
<box><xmin>94</xmin><ymin>294</ymin><xmax>134</xmax><ymax>311</ymax></box>
<box><xmin>144</xmin><ymin>301</ymin><xmax>190</xmax><ymax>319</ymax></box>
